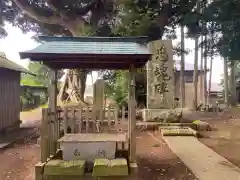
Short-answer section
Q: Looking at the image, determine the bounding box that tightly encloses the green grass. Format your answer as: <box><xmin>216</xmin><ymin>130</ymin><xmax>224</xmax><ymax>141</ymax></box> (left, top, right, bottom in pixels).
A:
<box><xmin>40</xmin><ymin>104</ymin><xmax>48</xmax><ymax>108</ymax></box>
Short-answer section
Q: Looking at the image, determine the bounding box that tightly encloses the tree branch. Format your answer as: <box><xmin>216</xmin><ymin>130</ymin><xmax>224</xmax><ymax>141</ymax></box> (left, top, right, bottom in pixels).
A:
<box><xmin>157</xmin><ymin>0</ymin><xmax>172</xmax><ymax>27</ymax></box>
<box><xmin>73</xmin><ymin>0</ymin><xmax>99</xmax><ymax>16</ymax></box>
<box><xmin>12</xmin><ymin>0</ymin><xmax>65</xmax><ymax>25</ymax></box>
<box><xmin>46</xmin><ymin>0</ymin><xmax>72</xmax><ymax>20</ymax></box>
<box><xmin>0</xmin><ymin>0</ymin><xmax>3</xmax><ymax>25</ymax></box>
<box><xmin>46</xmin><ymin>0</ymin><xmax>59</xmax><ymax>12</ymax></box>
<box><xmin>46</xmin><ymin>0</ymin><xmax>98</xmax><ymax>19</ymax></box>
<box><xmin>45</xmin><ymin>0</ymin><xmax>99</xmax><ymax>32</ymax></box>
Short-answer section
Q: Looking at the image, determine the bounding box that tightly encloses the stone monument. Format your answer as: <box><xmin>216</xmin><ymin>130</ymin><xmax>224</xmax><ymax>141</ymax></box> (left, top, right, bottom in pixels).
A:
<box><xmin>93</xmin><ymin>79</ymin><xmax>105</xmax><ymax>119</ymax></box>
<box><xmin>143</xmin><ymin>40</ymin><xmax>175</xmax><ymax>121</ymax></box>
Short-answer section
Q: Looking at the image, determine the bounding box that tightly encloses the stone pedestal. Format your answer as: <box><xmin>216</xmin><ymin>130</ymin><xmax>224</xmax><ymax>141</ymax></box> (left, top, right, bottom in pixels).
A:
<box><xmin>145</xmin><ymin>40</ymin><xmax>174</xmax><ymax>120</ymax></box>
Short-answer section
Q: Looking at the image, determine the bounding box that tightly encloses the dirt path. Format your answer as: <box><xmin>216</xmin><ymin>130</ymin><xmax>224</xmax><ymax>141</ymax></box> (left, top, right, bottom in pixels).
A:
<box><xmin>0</xmin><ymin>109</ymin><xmax>42</xmax><ymax>180</ymax></box>
<box><xmin>2</xmin><ymin>107</ymin><xmax>198</xmax><ymax>180</ymax></box>
<box><xmin>0</xmin><ymin>139</ymin><xmax>40</xmax><ymax>180</ymax></box>
<box><xmin>200</xmin><ymin>117</ymin><xmax>240</xmax><ymax>167</ymax></box>
<box><xmin>0</xmin><ymin>131</ymin><xmax>197</xmax><ymax>180</ymax></box>
<box><xmin>136</xmin><ymin>131</ymin><xmax>197</xmax><ymax>180</ymax></box>
<box><xmin>20</xmin><ymin>108</ymin><xmax>42</xmax><ymax>128</ymax></box>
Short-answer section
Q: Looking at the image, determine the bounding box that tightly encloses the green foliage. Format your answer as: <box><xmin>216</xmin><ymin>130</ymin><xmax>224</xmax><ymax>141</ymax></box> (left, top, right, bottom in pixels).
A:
<box><xmin>114</xmin><ymin>0</ymin><xmax>198</xmax><ymax>40</ymax></box>
<box><xmin>21</xmin><ymin>62</ymin><xmax>48</xmax><ymax>86</ymax></box>
<box><xmin>20</xmin><ymin>89</ymin><xmax>39</xmax><ymax>111</ymax></box>
<box><xmin>21</xmin><ymin>62</ymin><xmax>64</xmax><ymax>86</ymax></box>
<box><xmin>102</xmin><ymin>70</ymin><xmax>129</xmax><ymax>107</ymax></box>
<box><xmin>0</xmin><ymin>0</ymin><xmax>208</xmax><ymax>107</ymax></box>
<box><xmin>20</xmin><ymin>62</ymin><xmax>63</xmax><ymax>110</ymax></box>
<box><xmin>100</xmin><ymin>0</ymin><xmax>199</xmax><ymax>106</ymax></box>
<box><xmin>184</xmin><ymin>0</ymin><xmax>240</xmax><ymax>60</ymax></box>
<box><xmin>0</xmin><ymin>0</ymin><xmax>117</xmax><ymax>38</ymax></box>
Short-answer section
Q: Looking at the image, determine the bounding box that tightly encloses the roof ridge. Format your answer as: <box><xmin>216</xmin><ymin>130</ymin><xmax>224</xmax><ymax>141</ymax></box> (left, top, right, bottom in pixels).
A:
<box><xmin>38</xmin><ymin>36</ymin><xmax>149</xmax><ymax>43</ymax></box>
<box><xmin>0</xmin><ymin>55</ymin><xmax>35</xmax><ymax>75</ymax></box>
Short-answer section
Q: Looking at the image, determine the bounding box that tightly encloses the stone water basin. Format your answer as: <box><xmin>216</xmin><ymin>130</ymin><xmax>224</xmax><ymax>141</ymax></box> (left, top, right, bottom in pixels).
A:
<box><xmin>58</xmin><ymin>133</ymin><xmax>127</xmax><ymax>162</ymax></box>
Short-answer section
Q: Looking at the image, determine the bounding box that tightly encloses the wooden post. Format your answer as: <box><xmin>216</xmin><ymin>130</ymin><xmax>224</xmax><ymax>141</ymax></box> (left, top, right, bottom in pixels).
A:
<box><xmin>56</xmin><ymin>108</ymin><xmax>60</xmax><ymax>148</ymax></box>
<box><xmin>92</xmin><ymin>106</ymin><xmax>96</xmax><ymax>132</ymax></box>
<box><xmin>129</xmin><ymin>64</ymin><xmax>136</xmax><ymax>163</ymax></box>
<box><xmin>114</xmin><ymin>105</ymin><xmax>118</xmax><ymax>125</ymax></box>
<box><xmin>35</xmin><ymin>162</ymin><xmax>44</xmax><ymax>180</ymax></box>
<box><xmin>72</xmin><ymin>108</ymin><xmax>76</xmax><ymax>133</ymax></box>
<box><xmin>85</xmin><ymin>107</ymin><xmax>89</xmax><ymax>133</ymax></box>
<box><xmin>107</xmin><ymin>105</ymin><xmax>111</xmax><ymax>131</ymax></box>
<box><xmin>78</xmin><ymin>109</ymin><xmax>82</xmax><ymax>133</ymax></box>
<box><xmin>48</xmin><ymin>69</ymin><xmax>57</xmax><ymax>155</ymax></box>
<box><xmin>41</xmin><ymin>108</ymin><xmax>48</xmax><ymax>162</ymax></box>
<box><xmin>100</xmin><ymin>105</ymin><xmax>104</xmax><ymax>124</ymax></box>
<box><xmin>63</xmin><ymin>107</ymin><xmax>68</xmax><ymax>134</ymax></box>
<box><xmin>122</xmin><ymin>106</ymin><xmax>125</xmax><ymax>123</ymax></box>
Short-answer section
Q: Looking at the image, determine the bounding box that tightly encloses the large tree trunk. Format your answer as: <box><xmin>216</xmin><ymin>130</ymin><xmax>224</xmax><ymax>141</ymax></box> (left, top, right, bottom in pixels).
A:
<box><xmin>0</xmin><ymin>0</ymin><xmax>7</xmax><ymax>37</ymax></box>
<box><xmin>203</xmin><ymin>35</ymin><xmax>207</xmax><ymax>104</ymax></box>
<box><xmin>199</xmin><ymin>0</ymin><xmax>204</xmax><ymax>103</ymax></box>
<box><xmin>230</xmin><ymin>61</ymin><xmax>237</xmax><ymax>106</ymax></box>
<box><xmin>58</xmin><ymin>69</ymin><xmax>88</xmax><ymax>105</ymax></box>
<box><xmin>180</xmin><ymin>26</ymin><xmax>185</xmax><ymax>108</ymax></box>
<box><xmin>207</xmin><ymin>52</ymin><xmax>213</xmax><ymax>104</ymax></box>
<box><xmin>224</xmin><ymin>58</ymin><xmax>229</xmax><ymax>106</ymax></box>
<box><xmin>200</xmin><ymin>35</ymin><xmax>204</xmax><ymax>103</ymax></box>
<box><xmin>11</xmin><ymin>0</ymin><xmax>102</xmax><ymax>105</ymax></box>
<box><xmin>193</xmin><ymin>1</ymin><xmax>200</xmax><ymax>110</ymax></box>
<box><xmin>193</xmin><ymin>36</ymin><xmax>199</xmax><ymax>110</ymax></box>
<box><xmin>207</xmin><ymin>22</ymin><xmax>214</xmax><ymax>105</ymax></box>
<box><xmin>57</xmin><ymin>30</ymin><xmax>89</xmax><ymax>105</ymax></box>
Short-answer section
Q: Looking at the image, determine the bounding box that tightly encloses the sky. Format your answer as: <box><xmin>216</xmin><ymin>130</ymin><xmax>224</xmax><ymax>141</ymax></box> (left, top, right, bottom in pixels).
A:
<box><xmin>0</xmin><ymin>24</ymin><xmax>223</xmax><ymax>86</ymax></box>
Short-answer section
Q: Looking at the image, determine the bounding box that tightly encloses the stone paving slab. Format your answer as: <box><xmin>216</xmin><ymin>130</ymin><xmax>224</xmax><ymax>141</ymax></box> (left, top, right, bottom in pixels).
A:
<box><xmin>163</xmin><ymin>136</ymin><xmax>240</xmax><ymax>180</ymax></box>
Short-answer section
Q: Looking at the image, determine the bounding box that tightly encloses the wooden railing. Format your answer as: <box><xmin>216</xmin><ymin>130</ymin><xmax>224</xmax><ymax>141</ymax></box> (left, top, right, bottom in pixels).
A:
<box><xmin>62</xmin><ymin>105</ymin><xmax>126</xmax><ymax>134</ymax></box>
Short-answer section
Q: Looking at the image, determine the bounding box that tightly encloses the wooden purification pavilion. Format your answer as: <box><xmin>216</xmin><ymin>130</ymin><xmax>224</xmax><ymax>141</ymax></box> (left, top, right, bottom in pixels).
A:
<box><xmin>19</xmin><ymin>36</ymin><xmax>152</xmax><ymax>180</ymax></box>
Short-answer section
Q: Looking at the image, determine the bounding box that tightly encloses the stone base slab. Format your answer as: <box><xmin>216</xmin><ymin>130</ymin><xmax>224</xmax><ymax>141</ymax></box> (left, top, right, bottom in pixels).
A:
<box><xmin>141</xmin><ymin>108</ymin><xmax>189</xmax><ymax>121</ymax></box>
<box><xmin>141</xmin><ymin>109</ymin><xmax>171</xmax><ymax>121</ymax></box>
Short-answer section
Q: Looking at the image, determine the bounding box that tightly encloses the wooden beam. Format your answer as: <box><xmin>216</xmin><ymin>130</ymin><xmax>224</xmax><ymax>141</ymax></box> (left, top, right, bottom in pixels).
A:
<box><xmin>20</xmin><ymin>52</ymin><xmax>150</xmax><ymax>60</ymax></box>
<box><xmin>44</xmin><ymin>63</ymin><xmax>146</xmax><ymax>70</ymax></box>
<box><xmin>48</xmin><ymin>69</ymin><xmax>57</xmax><ymax>112</ymax></box>
<box><xmin>48</xmin><ymin>69</ymin><xmax>58</xmax><ymax>155</ymax></box>
<box><xmin>128</xmin><ymin>64</ymin><xmax>136</xmax><ymax>163</ymax></box>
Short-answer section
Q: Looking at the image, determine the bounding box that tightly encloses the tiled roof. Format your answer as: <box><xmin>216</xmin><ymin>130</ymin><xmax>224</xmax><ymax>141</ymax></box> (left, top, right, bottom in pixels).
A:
<box><xmin>22</xmin><ymin>36</ymin><xmax>150</xmax><ymax>55</ymax></box>
<box><xmin>0</xmin><ymin>53</ymin><xmax>34</xmax><ymax>75</ymax></box>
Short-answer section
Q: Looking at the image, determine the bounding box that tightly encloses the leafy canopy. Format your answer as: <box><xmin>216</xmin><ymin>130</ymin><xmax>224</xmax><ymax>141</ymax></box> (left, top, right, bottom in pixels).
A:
<box><xmin>185</xmin><ymin>0</ymin><xmax>240</xmax><ymax>60</ymax></box>
<box><xmin>21</xmin><ymin>62</ymin><xmax>64</xmax><ymax>87</ymax></box>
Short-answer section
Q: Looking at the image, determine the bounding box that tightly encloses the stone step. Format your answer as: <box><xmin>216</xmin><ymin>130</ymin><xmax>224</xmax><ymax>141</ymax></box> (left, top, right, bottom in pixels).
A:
<box><xmin>93</xmin><ymin>158</ymin><xmax>128</xmax><ymax>177</ymax></box>
<box><xmin>44</xmin><ymin>159</ymin><xmax>85</xmax><ymax>176</ymax></box>
<box><xmin>161</xmin><ymin>127</ymin><xmax>196</xmax><ymax>136</ymax></box>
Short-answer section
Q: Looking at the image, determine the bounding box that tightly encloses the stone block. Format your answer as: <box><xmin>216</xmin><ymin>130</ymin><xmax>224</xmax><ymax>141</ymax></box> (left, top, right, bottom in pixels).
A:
<box><xmin>192</xmin><ymin>120</ymin><xmax>212</xmax><ymax>131</ymax></box>
<box><xmin>110</xmin><ymin>159</ymin><xmax>129</xmax><ymax>176</ymax></box>
<box><xmin>146</xmin><ymin>40</ymin><xmax>174</xmax><ymax>109</ymax></box>
<box><xmin>161</xmin><ymin>128</ymin><xmax>194</xmax><ymax>136</ymax></box>
<box><xmin>93</xmin><ymin>158</ymin><xmax>128</xmax><ymax>177</ymax></box>
<box><xmin>93</xmin><ymin>158</ymin><xmax>110</xmax><ymax>177</ymax></box>
<box><xmin>44</xmin><ymin>159</ymin><xmax>85</xmax><ymax>176</ymax></box>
